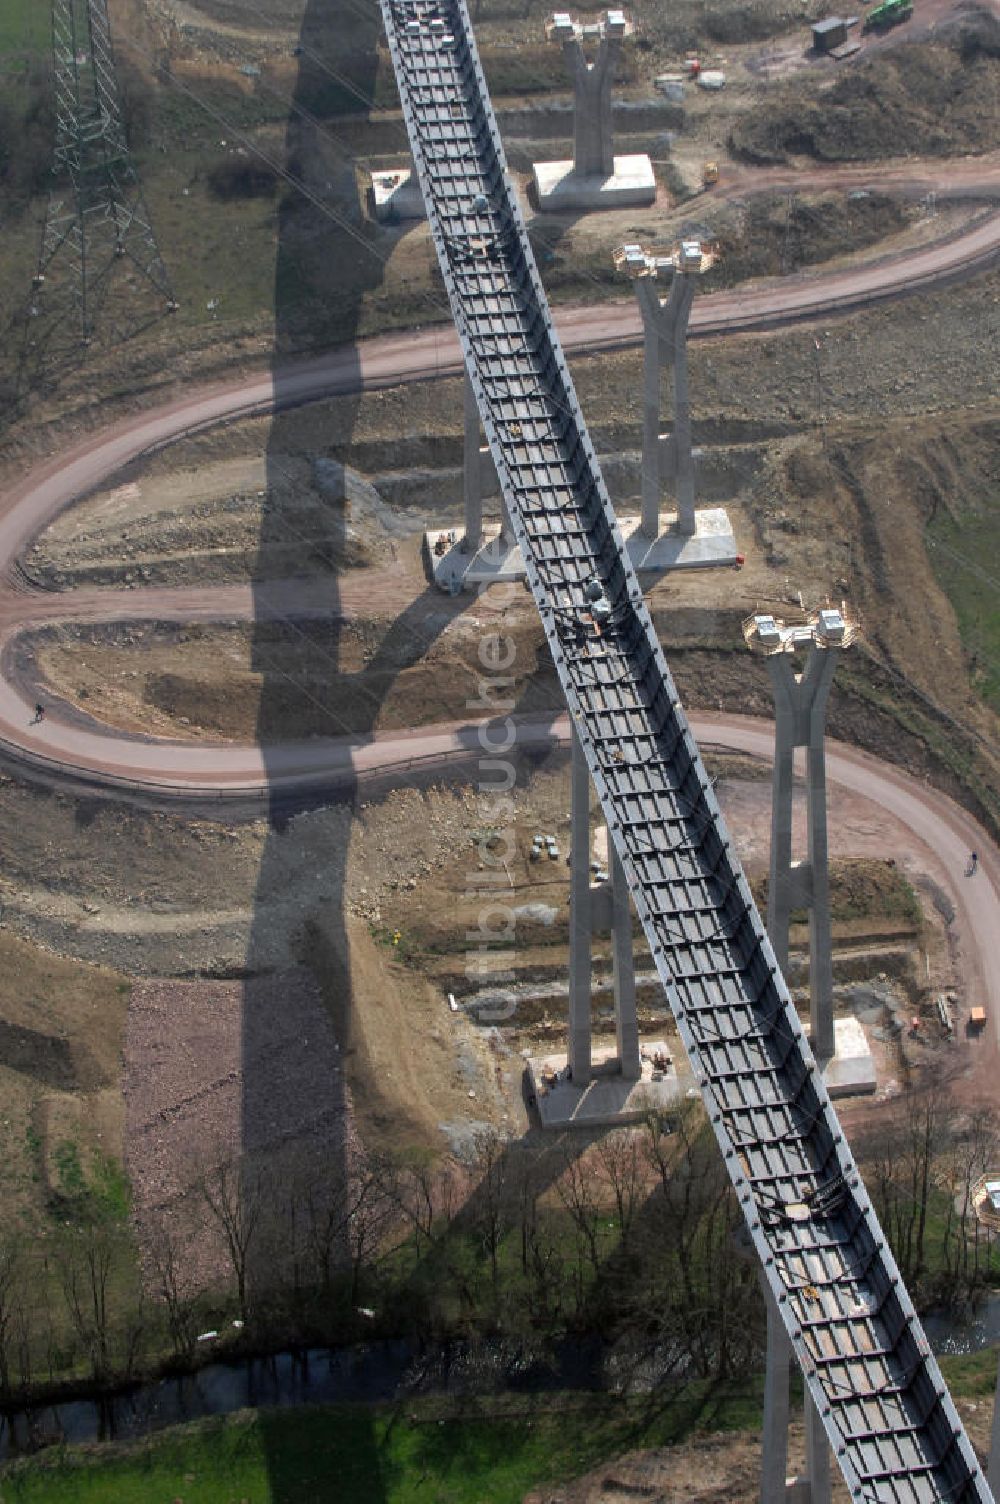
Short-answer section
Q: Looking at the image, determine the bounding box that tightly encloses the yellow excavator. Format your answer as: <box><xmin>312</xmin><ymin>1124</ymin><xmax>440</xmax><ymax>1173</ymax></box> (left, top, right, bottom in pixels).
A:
<box><xmin>702</xmin><ymin>160</ymin><xmax>719</xmax><ymax>188</ymax></box>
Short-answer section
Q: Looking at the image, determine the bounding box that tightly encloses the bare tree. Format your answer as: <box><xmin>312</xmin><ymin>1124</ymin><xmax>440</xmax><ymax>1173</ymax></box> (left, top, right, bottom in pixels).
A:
<box><xmin>347</xmin><ymin>1156</ymin><xmax>399</xmax><ymax>1305</ymax></box>
<box><xmin>864</xmin><ymin>1078</ymin><xmax>955</xmax><ymax>1290</ymax></box>
<box><xmin>500</xmin><ymin>1144</ymin><xmax>563</xmax><ymax>1329</ymax></box>
<box><xmin>120</xmin><ymin>1291</ymin><xmax>147</xmax><ymax>1385</ymax></box>
<box><xmin>299</xmin><ymin>1154</ymin><xmax>399</xmax><ymax>1306</ymax></box>
<box><xmin>643</xmin><ymin>1102</ymin><xmax>710</xmax><ymax>1316</ymax></box>
<box><xmin>944</xmin><ymin>1104</ymin><xmax>1000</xmax><ymax>1295</ymax></box>
<box><xmin>470</xmin><ymin>1129</ymin><xmax>509</xmax><ymax>1301</ymax></box>
<box><xmin>554</xmin><ymin>1139</ymin><xmax>603</xmax><ymax>1313</ymax></box>
<box><xmin>866</xmin><ymin>1111</ymin><xmax>911</xmax><ymax>1275</ymax></box>
<box><xmin>394</xmin><ymin>1156</ymin><xmax>463</xmax><ymax>1258</ymax></box>
<box><xmin>13</xmin><ymin>1297</ymin><xmax>32</xmax><ymax>1393</ymax></box>
<box><xmin>595</xmin><ymin>1130</ymin><xmax>643</xmax><ymax>1248</ymax></box>
<box><xmin>904</xmin><ymin>1076</ymin><xmax>949</xmax><ymax>1280</ymax></box>
<box><xmin>146</xmin><ymin>1213</ymin><xmax>198</xmax><ymax>1361</ymax></box>
<box><xmin>53</xmin><ymin>1224</ymin><xmax>116</xmax><ymax>1381</ymax></box>
<box><xmin>0</xmin><ymin>1241</ymin><xmax>22</xmax><ymax>1398</ymax></box>
<box><xmin>639</xmin><ymin>1101</ymin><xmax>755</xmax><ymax>1378</ymax></box>
<box><xmin>200</xmin><ymin>1158</ymin><xmax>269</xmax><ymax>1325</ymax></box>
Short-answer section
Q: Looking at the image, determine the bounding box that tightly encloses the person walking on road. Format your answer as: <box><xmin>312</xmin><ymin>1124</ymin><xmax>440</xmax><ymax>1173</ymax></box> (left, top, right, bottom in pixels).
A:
<box><xmin>30</xmin><ymin>703</ymin><xmax>45</xmax><ymax>725</ymax></box>
<box><xmin>967</xmin><ymin>851</ymin><xmax>978</xmax><ymax>876</ymax></box>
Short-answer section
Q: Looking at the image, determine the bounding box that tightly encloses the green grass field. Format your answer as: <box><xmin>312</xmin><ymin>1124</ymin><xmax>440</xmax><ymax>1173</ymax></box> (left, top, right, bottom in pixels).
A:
<box><xmin>3</xmin><ymin>1356</ymin><xmax>994</xmax><ymax>1504</ymax></box>
<box><xmin>0</xmin><ymin>0</ymin><xmax>48</xmax><ymax>58</ymax></box>
<box><xmin>1</xmin><ymin>1356</ymin><xmax>992</xmax><ymax>1503</ymax></box>
<box><xmin>927</xmin><ymin>511</ymin><xmax>1000</xmax><ymax>715</ymax></box>
<box><xmin>0</xmin><ymin>1384</ymin><xmax>765</xmax><ymax>1504</ymax></box>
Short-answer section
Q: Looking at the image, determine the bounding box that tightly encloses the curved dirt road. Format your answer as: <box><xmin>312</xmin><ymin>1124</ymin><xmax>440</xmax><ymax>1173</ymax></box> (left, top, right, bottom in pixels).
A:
<box><xmin>0</xmin><ymin>159</ymin><xmax>996</xmax><ymax>789</ymax></box>
<box><xmin>7</xmin><ymin>685</ymin><xmax>997</xmax><ymax>1051</ymax></box>
<box><xmin>0</xmin><ymin>158</ymin><xmax>996</xmax><ymax>1038</ymax></box>
<box><xmin>3</xmin><ymin>160</ymin><xmax>999</xmax><ymax>579</ymax></box>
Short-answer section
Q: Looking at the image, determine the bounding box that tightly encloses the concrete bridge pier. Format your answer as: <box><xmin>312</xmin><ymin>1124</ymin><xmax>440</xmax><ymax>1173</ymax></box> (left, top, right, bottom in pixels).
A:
<box><xmin>568</xmin><ymin>722</ymin><xmax>640</xmax><ymax>1084</ymax></box>
<box><xmin>766</xmin><ymin>644</ymin><xmax>839</xmax><ymax>1064</ymax></box>
<box><xmin>531</xmin><ymin>10</ymin><xmax>655</xmax><ymax>212</ymax></box>
<box><xmin>636</xmin><ymin>270</ymin><xmax>697</xmax><ymax>539</ymax></box>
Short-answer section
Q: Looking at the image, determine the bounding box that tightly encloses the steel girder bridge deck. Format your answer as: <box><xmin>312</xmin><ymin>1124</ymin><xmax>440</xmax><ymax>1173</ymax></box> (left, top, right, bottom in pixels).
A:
<box><xmin>377</xmin><ymin>1</ymin><xmax>992</xmax><ymax>1498</ymax></box>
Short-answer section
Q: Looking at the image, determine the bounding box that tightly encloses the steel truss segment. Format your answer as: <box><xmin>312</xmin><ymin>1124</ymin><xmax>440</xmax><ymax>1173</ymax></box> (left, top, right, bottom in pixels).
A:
<box><xmin>378</xmin><ymin>0</ymin><xmax>992</xmax><ymax>1499</ymax></box>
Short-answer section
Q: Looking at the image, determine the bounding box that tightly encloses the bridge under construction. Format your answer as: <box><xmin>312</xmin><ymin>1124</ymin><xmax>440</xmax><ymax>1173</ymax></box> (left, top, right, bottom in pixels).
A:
<box><xmin>377</xmin><ymin>0</ymin><xmax>993</xmax><ymax>1499</ymax></box>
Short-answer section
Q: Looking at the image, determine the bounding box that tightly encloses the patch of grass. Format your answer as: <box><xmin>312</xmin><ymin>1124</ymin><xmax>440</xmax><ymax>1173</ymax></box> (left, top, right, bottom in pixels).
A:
<box><xmin>0</xmin><ymin>1385</ymin><xmax>765</xmax><ymax>1503</ymax></box>
<box><xmin>91</xmin><ymin>1151</ymin><xmax>131</xmax><ymax>1222</ymax></box>
<box><xmin>52</xmin><ymin>1139</ymin><xmax>87</xmax><ymax>1202</ymax></box>
<box><xmin>0</xmin><ymin>0</ymin><xmax>48</xmax><ymax>57</ymax></box>
<box><xmin>926</xmin><ymin>510</ymin><xmax>1000</xmax><ymax>715</ymax></box>
<box><xmin>940</xmin><ymin>1348</ymin><xmax>1000</xmax><ymax>1398</ymax></box>
<box><xmin>50</xmin><ymin>1140</ymin><xmax>132</xmax><ymax>1228</ymax></box>
<box><xmin>753</xmin><ymin>858</ymin><xmax>922</xmax><ymax>931</ymax></box>
<box><xmin>0</xmin><ymin>933</ymin><xmax>130</xmax><ymax>1231</ymax></box>
<box><xmin>369</xmin><ymin>923</ymin><xmax>423</xmax><ymax>966</ymax></box>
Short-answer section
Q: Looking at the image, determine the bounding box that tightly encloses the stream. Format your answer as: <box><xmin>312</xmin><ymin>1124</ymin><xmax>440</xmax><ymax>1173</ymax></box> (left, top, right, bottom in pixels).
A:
<box><xmin>2</xmin><ymin>1300</ymin><xmax>997</xmax><ymax>1460</ymax></box>
<box><xmin>0</xmin><ymin>1334</ymin><xmax>611</xmax><ymax>1459</ymax></box>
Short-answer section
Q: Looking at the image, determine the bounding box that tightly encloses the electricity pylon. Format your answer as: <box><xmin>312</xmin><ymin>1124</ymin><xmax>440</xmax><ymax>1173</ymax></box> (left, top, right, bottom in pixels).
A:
<box><xmin>21</xmin><ymin>0</ymin><xmax>176</xmax><ymax>383</ymax></box>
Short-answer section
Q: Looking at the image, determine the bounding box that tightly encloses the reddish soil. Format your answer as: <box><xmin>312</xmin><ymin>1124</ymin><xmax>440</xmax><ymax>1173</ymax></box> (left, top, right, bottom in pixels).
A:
<box><xmin>123</xmin><ymin>970</ymin><xmax>354</xmax><ymax>1294</ymax></box>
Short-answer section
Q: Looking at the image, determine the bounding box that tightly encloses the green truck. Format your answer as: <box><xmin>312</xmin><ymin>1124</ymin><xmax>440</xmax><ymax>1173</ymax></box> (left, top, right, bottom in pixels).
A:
<box><xmin>863</xmin><ymin>0</ymin><xmax>914</xmax><ymax>32</ymax></box>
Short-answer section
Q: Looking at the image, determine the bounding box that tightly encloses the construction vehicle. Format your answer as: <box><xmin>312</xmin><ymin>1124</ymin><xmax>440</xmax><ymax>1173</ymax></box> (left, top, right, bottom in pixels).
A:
<box><xmin>702</xmin><ymin>160</ymin><xmax>719</xmax><ymax>188</ymax></box>
<box><xmin>863</xmin><ymin>0</ymin><xmax>913</xmax><ymax>33</ymax></box>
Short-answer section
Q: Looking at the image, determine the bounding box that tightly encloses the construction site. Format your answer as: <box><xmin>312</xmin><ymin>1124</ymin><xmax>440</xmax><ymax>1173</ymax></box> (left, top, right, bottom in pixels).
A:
<box><xmin>0</xmin><ymin>0</ymin><xmax>998</xmax><ymax>1499</ymax></box>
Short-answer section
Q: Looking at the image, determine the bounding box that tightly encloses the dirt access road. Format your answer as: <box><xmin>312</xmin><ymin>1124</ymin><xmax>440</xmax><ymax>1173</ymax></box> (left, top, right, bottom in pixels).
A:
<box><xmin>0</xmin><ymin>155</ymin><xmax>996</xmax><ymax>1026</ymax></box>
<box><xmin>0</xmin><ymin>153</ymin><xmax>996</xmax><ymax>609</ymax></box>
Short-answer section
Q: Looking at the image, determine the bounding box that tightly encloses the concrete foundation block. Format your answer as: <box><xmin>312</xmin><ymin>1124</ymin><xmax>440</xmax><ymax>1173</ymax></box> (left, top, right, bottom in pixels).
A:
<box><xmin>371</xmin><ymin>167</ymin><xmax>425</xmax><ymax>223</ymax></box>
<box><xmin>527</xmin><ymin>1041</ymin><xmax>685</xmax><ymax>1128</ymax></box>
<box><xmin>427</xmin><ymin>507</ymin><xmax>738</xmax><ymax>591</ymax></box>
<box><xmin>532</xmin><ymin>153</ymin><xmax>656</xmax><ymax>211</ymax></box>
<box><xmin>621</xmin><ymin>507</ymin><xmax>739</xmax><ymax>571</ymax></box>
<box><xmin>427</xmin><ymin>524</ymin><xmax>525</xmax><ymax>590</ymax></box>
<box><xmin>821</xmin><ymin>1015</ymin><xmax>877</xmax><ymax>1099</ymax></box>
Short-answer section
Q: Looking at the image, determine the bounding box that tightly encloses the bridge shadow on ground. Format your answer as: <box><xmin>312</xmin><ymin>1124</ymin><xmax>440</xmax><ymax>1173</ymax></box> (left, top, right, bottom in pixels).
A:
<box><xmin>238</xmin><ymin>4</ymin><xmax>715</xmax><ymax>1495</ymax></box>
<box><xmin>244</xmin><ymin>0</ymin><xmax>417</xmax><ymax>1497</ymax></box>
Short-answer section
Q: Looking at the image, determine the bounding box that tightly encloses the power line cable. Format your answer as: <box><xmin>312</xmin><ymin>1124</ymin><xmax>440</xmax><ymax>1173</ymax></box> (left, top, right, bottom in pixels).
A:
<box><xmin>153</xmin><ymin>0</ymin><xmax>638</xmax><ymax>310</ymax></box>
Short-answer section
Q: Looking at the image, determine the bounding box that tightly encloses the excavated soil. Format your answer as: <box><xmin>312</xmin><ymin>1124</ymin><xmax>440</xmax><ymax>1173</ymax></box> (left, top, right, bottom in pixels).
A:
<box><xmin>0</xmin><ymin>4</ymin><xmax>996</xmax><ymax>1488</ymax></box>
<box><xmin>731</xmin><ymin>18</ymin><xmax>1000</xmax><ymax>165</ymax></box>
<box><xmin>2</xmin><ymin>0</ymin><xmax>994</xmax><ymax>449</ymax></box>
<box><xmin>23</xmin><ymin>388</ymin><xmax>1000</xmax><ymax>836</ymax></box>
<box><xmin>24</xmin><ymin>265</ymin><xmax>1000</xmax><ymax>591</ymax></box>
<box><xmin>526</xmin><ymin>1397</ymin><xmax>995</xmax><ymax>1504</ymax></box>
<box><xmin>124</xmin><ymin>970</ymin><xmax>356</xmax><ymax>1294</ymax></box>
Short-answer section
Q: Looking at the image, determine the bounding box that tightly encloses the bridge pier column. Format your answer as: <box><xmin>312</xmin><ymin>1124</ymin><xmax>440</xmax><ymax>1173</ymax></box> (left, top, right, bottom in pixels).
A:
<box><xmin>462</xmin><ymin>367</ymin><xmax>513</xmax><ymax>556</ymax></box>
<box><xmin>760</xmin><ymin>1289</ymin><xmax>831</xmax><ymax>1504</ymax></box>
<box><xmin>766</xmin><ymin>645</ymin><xmax>839</xmax><ymax>1064</ymax></box>
<box><xmin>760</xmin><ymin>1288</ymin><xmax>792</xmax><ymax>1504</ymax></box>
<box><xmin>563</xmin><ymin>31</ymin><xmax>620</xmax><ymax>180</ymax></box>
<box><xmin>761</xmin><ymin>639</ymin><xmax>840</xmax><ymax>1504</ymax></box>
<box><xmin>610</xmin><ymin>839</ymin><xmax>640</xmax><ymax>1079</ymax></box>
<box><xmin>635</xmin><ymin>270</ymin><xmax>698</xmax><ymax>539</ymax></box>
<box><xmin>462</xmin><ymin>369</ymin><xmax>483</xmax><ymax>553</ymax></box>
<box><xmin>669</xmin><ymin>277</ymin><xmax>697</xmax><ymax>537</ymax></box>
<box><xmin>568</xmin><ymin>723</ymin><xmax>641</xmax><ymax>1083</ymax></box>
<box><xmin>803</xmin><ymin>1390</ymin><xmax>832</xmax><ymax>1504</ymax></box>
<box><xmin>568</xmin><ymin>722</ymin><xmax>593</xmax><ymax>1083</ymax></box>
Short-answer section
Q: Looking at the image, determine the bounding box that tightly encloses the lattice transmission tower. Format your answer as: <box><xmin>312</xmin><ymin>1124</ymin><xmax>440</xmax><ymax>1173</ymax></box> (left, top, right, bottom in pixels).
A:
<box><xmin>22</xmin><ymin>0</ymin><xmax>176</xmax><ymax>382</ymax></box>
